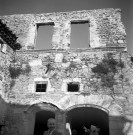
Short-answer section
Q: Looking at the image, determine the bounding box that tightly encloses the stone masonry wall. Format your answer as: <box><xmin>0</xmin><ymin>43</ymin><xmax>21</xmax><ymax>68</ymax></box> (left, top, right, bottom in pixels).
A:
<box><xmin>0</xmin><ymin>8</ymin><xmax>126</xmax><ymax>50</ymax></box>
<box><xmin>6</xmin><ymin>48</ymin><xmax>133</xmax><ymax>109</ymax></box>
<box><xmin>4</xmin><ymin>48</ymin><xmax>133</xmax><ymax>135</ymax></box>
<box><xmin>0</xmin><ymin>41</ymin><xmax>16</xmax><ymax>134</ymax></box>
<box><xmin>0</xmin><ymin>9</ymin><xmax>133</xmax><ymax>135</ymax></box>
<box><xmin>0</xmin><ymin>43</ymin><xmax>14</xmax><ymax>97</ymax></box>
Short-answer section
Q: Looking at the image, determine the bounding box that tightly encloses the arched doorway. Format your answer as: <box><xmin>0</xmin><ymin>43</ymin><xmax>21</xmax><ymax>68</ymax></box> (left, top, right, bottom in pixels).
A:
<box><xmin>24</xmin><ymin>102</ymin><xmax>58</xmax><ymax>135</ymax></box>
<box><xmin>34</xmin><ymin>110</ymin><xmax>55</xmax><ymax>135</ymax></box>
<box><xmin>67</xmin><ymin>106</ymin><xmax>109</xmax><ymax>135</ymax></box>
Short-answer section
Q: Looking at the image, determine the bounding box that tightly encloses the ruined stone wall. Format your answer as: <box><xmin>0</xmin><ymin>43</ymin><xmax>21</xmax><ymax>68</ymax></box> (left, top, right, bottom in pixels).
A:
<box><xmin>0</xmin><ymin>8</ymin><xmax>126</xmax><ymax>50</ymax></box>
<box><xmin>4</xmin><ymin>48</ymin><xmax>133</xmax><ymax>135</ymax></box>
<box><xmin>0</xmin><ymin>42</ymin><xmax>16</xmax><ymax>134</ymax></box>
<box><xmin>6</xmin><ymin>48</ymin><xmax>133</xmax><ymax>109</ymax></box>
<box><xmin>0</xmin><ymin>43</ymin><xmax>15</xmax><ymax>97</ymax></box>
<box><xmin>0</xmin><ymin>9</ymin><xmax>132</xmax><ymax>135</ymax></box>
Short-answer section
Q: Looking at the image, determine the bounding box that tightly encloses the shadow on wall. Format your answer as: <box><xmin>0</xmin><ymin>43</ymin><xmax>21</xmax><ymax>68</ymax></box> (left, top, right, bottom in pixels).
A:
<box><xmin>0</xmin><ymin>95</ymin><xmax>29</xmax><ymax>135</ymax></box>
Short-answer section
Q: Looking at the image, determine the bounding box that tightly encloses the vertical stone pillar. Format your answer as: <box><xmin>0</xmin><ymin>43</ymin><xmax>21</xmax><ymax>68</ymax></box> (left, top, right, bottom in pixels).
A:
<box><xmin>27</xmin><ymin>24</ymin><xmax>37</xmax><ymax>49</ymax></box>
<box><xmin>24</xmin><ymin>111</ymin><xmax>35</xmax><ymax>135</ymax></box>
<box><xmin>55</xmin><ymin>111</ymin><xmax>66</xmax><ymax>135</ymax></box>
<box><xmin>124</xmin><ymin>115</ymin><xmax>133</xmax><ymax>135</ymax></box>
<box><xmin>52</xmin><ymin>22</ymin><xmax>61</xmax><ymax>49</ymax></box>
<box><xmin>109</xmin><ymin>116</ymin><xmax>123</xmax><ymax>135</ymax></box>
<box><xmin>52</xmin><ymin>21</ymin><xmax>71</xmax><ymax>49</ymax></box>
<box><xmin>23</xmin><ymin>112</ymin><xmax>29</xmax><ymax>135</ymax></box>
<box><xmin>61</xmin><ymin>21</ymin><xmax>71</xmax><ymax>49</ymax></box>
<box><xmin>89</xmin><ymin>18</ymin><xmax>101</xmax><ymax>48</ymax></box>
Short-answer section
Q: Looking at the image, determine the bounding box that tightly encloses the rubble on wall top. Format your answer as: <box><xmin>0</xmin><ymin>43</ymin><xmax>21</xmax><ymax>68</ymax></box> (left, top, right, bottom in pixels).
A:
<box><xmin>0</xmin><ymin>8</ymin><xmax>121</xmax><ymax>17</ymax></box>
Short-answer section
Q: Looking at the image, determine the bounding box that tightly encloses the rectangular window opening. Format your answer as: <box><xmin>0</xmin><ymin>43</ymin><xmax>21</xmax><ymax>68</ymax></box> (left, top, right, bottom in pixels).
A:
<box><xmin>70</xmin><ymin>20</ymin><xmax>90</xmax><ymax>49</ymax></box>
<box><xmin>67</xmin><ymin>82</ymin><xmax>79</xmax><ymax>92</ymax></box>
<box><xmin>35</xmin><ymin>23</ymin><xmax>54</xmax><ymax>50</ymax></box>
<box><xmin>36</xmin><ymin>82</ymin><xmax>47</xmax><ymax>92</ymax></box>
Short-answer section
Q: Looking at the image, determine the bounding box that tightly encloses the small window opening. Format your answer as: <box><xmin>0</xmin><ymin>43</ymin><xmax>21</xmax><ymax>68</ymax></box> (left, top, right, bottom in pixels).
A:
<box><xmin>36</xmin><ymin>82</ymin><xmax>47</xmax><ymax>92</ymax></box>
<box><xmin>35</xmin><ymin>23</ymin><xmax>54</xmax><ymax>50</ymax></box>
<box><xmin>67</xmin><ymin>82</ymin><xmax>79</xmax><ymax>92</ymax></box>
<box><xmin>71</xmin><ymin>20</ymin><xmax>90</xmax><ymax>48</ymax></box>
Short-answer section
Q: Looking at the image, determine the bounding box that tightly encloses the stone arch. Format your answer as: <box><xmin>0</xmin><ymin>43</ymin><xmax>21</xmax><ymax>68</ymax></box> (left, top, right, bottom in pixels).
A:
<box><xmin>66</xmin><ymin>104</ymin><xmax>110</xmax><ymax>135</ymax></box>
<box><xmin>23</xmin><ymin>102</ymin><xmax>59</xmax><ymax>135</ymax></box>
<box><xmin>66</xmin><ymin>104</ymin><xmax>109</xmax><ymax>114</ymax></box>
<box><xmin>24</xmin><ymin>101</ymin><xmax>59</xmax><ymax>114</ymax></box>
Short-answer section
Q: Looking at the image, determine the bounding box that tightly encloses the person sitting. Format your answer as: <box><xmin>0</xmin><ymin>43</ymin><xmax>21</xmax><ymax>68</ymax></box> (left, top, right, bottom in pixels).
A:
<box><xmin>83</xmin><ymin>126</ymin><xmax>90</xmax><ymax>135</ymax></box>
<box><xmin>83</xmin><ymin>125</ymin><xmax>99</xmax><ymax>135</ymax></box>
<box><xmin>89</xmin><ymin>125</ymin><xmax>99</xmax><ymax>135</ymax></box>
<box><xmin>43</xmin><ymin>118</ymin><xmax>62</xmax><ymax>135</ymax></box>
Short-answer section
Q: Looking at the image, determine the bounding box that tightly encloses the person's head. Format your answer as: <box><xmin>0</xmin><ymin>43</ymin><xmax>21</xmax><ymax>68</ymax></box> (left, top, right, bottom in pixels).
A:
<box><xmin>72</xmin><ymin>129</ymin><xmax>77</xmax><ymax>135</ymax></box>
<box><xmin>90</xmin><ymin>125</ymin><xmax>98</xmax><ymax>132</ymax></box>
<box><xmin>47</xmin><ymin>118</ymin><xmax>55</xmax><ymax>130</ymax></box>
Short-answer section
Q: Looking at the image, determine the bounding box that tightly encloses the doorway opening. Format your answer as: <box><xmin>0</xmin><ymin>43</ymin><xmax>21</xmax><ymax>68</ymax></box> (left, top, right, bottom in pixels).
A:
<box><xmin>67</xmin><ymin>107</ymin><xmax>109</xmax><ymax>135</ymax></box>
<box><xmin>34</xmin><ymin>110</ymin><xmax>55</xmax><ymax>135</ymax></box>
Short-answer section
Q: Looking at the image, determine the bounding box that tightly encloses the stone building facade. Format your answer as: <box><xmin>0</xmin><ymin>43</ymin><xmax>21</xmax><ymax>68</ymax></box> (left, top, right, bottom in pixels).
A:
<box><xmin>0</xmin><ymin>8</ymin><xmax>133</xmax><ymax>135</ymax></box>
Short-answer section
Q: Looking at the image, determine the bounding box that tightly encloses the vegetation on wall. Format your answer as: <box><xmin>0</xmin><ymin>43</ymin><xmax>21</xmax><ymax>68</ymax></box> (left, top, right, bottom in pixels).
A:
<box><xmin>91</xmin><ymin>53</ymin><xmax>124</xmax><ymax>90</ymax></box>
<box><xmin>9</xmin><ymin>65</ymin><xmax>21</xmax><ymax>79</ymax></box>
<box><xmin>62</xmin><ymin>57</ymin><xmax>68</xmax><ymax>63</ymax></box>
<box><xmin>0</xmin><ymin>19</ymin><xmax>22</xmax><ymax>50</ymax></box>
<box><xmin>9</xmin><ymin>60</ymin><xmax>31</xmax><ymax>88</ymax></box>
<box><xmin>9</xmin><ymin>59</ymin><xmax>31</xmax><ymax>78</ymax></box>
<box><xmin>9</xmin><ymin>63</ymin><xmax>31</xmax><ymax>79</ymax></box>
<box><xmin>45</xmin><ymin>63</ymin><xmax>55</xmax><ymax>74</ymax></box>
<box><xmin>44</xmin><ymin>63</ymin><xmax>60</xmax><ymax>80</ymax></box>
<box><xmin>65</xmin><ymin>61</ymin><xmax>77</xmax><ymax>73</ymax></box>
<box><xmin>10</xmin><ymin>79</ymin><xmax>16</xmax><ymax>89</ymax></box>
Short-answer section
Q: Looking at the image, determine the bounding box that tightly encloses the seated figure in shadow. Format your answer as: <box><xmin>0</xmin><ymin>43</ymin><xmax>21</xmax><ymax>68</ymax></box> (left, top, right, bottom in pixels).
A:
<box><xmin>43</xmin><ymin>118</ymin><xmax>62</xmax><ymax>135</ymax></box>
<box><xmin>83</xmin><ymin>125</ymin><xmax>100</xmax><ymax>135</ymax></box>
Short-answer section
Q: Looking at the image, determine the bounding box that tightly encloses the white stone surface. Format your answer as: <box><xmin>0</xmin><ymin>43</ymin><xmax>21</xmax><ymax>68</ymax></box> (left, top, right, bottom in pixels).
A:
<box><xmin>29</xmin><ymin>59</ymin><xmax>42</xmax><ymax>66</ymax></box>
<box><xmin>55</xmin><ymin>53</ymin><xmax>63</xmax><ymax>62</ymax></box>
<box><xmin>118</xmin><ymin>40</ymin><xmax>124</xmax><ymax>43</ymax></box>
<box><xmin>1</xmin><ymin>44</ymin><xmax>7</xmax><ymax>53</ymax></box>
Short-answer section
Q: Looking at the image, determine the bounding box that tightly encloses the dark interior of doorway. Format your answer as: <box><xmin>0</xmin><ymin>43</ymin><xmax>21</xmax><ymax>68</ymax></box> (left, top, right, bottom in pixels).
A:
<box><xmin>34</xmin><ymin>110</ymin><xmax>55</xmax><ymax>135</ymax></box>
<box><xmin>67</xmin><ymin>107</ymin><xmax>109</xmax><ymax>135</ymax></box>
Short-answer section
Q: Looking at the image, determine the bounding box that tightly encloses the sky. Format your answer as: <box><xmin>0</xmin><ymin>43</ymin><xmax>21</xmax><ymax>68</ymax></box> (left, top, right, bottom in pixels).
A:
<box><xmin>0</xmin><ymin>0</ymin><xmax>133</xmax><ymax>55</ymax></box>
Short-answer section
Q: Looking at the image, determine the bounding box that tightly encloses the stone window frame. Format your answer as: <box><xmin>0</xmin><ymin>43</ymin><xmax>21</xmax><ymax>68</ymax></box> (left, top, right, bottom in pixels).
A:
<box><xmin>67</xmin><ymin>82</ymin><xmax>80</xmax><ymax>92</ymax></box>
<box><xmin>35</xmin><ymin>81</ymin><xmax>48</xmax><ymax>92</ymax></box>
<box><xmin>34</xmin><ymin>22</ymin><xmax>55</xmax><ymax>49</ymax></box>
<box><xmin>61</xmin><ymin>78</ymin><xmax>83</xmax><ymax>93</ymax></box>
<box><xmin>34</xmin><ymin>78</ymin><xmax>52</xmax><ymax>92</ymax></box>
<box><xmin>70</xmin><ymin>20</ymin><xmax>90</xmax><ymax>48</ymax></box>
